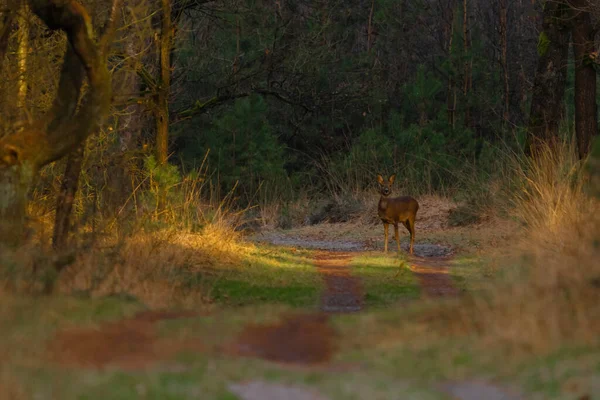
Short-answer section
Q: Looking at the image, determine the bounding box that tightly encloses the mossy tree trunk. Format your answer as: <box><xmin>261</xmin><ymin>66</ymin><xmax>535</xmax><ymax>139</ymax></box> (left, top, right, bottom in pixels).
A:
<box><xmin>526</xmin><ymin>0</ymin><xmax>571</xmax><ymax>154</ymax></box>
<box><xmin>0</xmin><ymin>0</ymin><xmax>112</xmax><ymax>248</ymax></box>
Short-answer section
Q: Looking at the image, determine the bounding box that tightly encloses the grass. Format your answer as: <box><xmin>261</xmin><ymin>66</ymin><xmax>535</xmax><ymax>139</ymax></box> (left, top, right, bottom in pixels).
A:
<box><xmin>1</xmin><ymin>294</ymin><xmax>598</xmax><ymax>400</ymax></box>
<box><xmin>351</xmin><ymin>253</ymin><xmax>421</xmax><ymax>307</ymax></box>
<box><xmin>208</xmin><ymin>245</ymin><xmax>322</xmax><ymax>307</ymax></box>
<box><xmin>1</xmin><ymin>224</ymin><xmax>323</xmax><ymax>310</ymax></box>
<box><xmin>2</xmin><ymin>140</ymin><xmax>599</xmax><ymax>399</ymax></box>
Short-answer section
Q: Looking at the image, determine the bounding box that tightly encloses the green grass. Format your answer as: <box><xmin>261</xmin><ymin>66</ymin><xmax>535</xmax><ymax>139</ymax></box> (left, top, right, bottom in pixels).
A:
<box><xmin>202</xmin><ymin>245</ymin><xmax>322</xmax><ymax>307</ymax></box>
<box><xmin>350</xmin><ymin>253</ymin><xmax>421</xmax><ymax>307</ymax></box>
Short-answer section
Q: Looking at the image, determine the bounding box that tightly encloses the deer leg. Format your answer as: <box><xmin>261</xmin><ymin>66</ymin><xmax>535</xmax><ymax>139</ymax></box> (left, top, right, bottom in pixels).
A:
<box><xmin>407</xmin><ymin>217</ymin><xmax>416</xmax><ymax>255</ymax></box>
<box><xmin>402</xmin><ymin>221</ymin><xmax>411</xmax><ymax>254</ymax></box>
<box><xmin>394</xmin><ymin>223</ymin><xmax>401</xmax><ymax>252</ymax></box>
<box><xmin>383</xmin><ymin>223</ymin><xmax>389</xmax><ymax>253</ymax></box>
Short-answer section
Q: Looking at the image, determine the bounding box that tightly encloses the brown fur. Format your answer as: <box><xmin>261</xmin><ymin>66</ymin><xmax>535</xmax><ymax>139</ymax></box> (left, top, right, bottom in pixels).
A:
<box><xmin>377</xmin><ymin>174</ymin><xmax>419</xmax><ymax>254</ymax></box>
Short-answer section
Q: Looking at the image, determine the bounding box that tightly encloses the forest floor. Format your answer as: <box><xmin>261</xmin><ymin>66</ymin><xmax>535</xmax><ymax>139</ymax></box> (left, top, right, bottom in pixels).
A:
<box><xmin>1</xmin><ymin>202</ymin><xmax>598</xmax><ymax>399</ymax></box>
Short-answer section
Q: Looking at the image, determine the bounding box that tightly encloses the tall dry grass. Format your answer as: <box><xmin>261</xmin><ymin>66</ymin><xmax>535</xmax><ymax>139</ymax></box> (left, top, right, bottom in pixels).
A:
<box><xmin>0</xmin><ymin>226</ymin><xmax>254</xmax><ymax>309</ymax></box>
<box><xmin>1</xmin><ymin>154</ymin><xmax>256</xmax><ymax>309</ymax></box>
<box><xmin>444</xmin><ymin>140</ymin><xmax>600</xmax><ymax>352</ymax></box>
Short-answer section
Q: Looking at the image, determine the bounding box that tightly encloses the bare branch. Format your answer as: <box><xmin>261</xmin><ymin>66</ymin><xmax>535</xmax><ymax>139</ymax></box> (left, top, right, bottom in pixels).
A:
<box><xmin>100</xmin><ymin>0</ymin><xmax>123</xmax><ymax>54</ymax></box>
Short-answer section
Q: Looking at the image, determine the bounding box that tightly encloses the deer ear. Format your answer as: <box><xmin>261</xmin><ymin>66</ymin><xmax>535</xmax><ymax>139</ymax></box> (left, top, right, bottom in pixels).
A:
<box><xmin>377</xmin><ymin>174</ymin><xmax>384</xmax><ymax>184</ymax></box>
<box><xmin>388</xmin><ymin>174</ymin><xmax>396</xmax><ymax>184</ymax></box>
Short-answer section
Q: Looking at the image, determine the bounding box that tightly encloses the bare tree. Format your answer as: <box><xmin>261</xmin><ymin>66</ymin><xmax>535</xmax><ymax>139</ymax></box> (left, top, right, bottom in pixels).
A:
<box><xmin>0</xmin><ymin>0</ymin><xmax>112</xmax><ymax>247</ymax></box>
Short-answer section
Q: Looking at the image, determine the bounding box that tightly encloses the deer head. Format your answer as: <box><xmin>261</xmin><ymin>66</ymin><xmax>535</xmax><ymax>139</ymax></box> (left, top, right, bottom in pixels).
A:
<box><xmin>377</xmin><ymin>174</ymin><xmax>396</xmax><ymax>197</ymax></box>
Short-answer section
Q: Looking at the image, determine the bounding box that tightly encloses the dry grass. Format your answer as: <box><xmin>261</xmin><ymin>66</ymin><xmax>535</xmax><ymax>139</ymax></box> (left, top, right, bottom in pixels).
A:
<box><xmin>0</xmin><ymin>372</ymin><xmax>28</xmax><ymax>400</ymax></box>
<box><xmin>346</xmin><ymin>141</ymin><xmax>600</xmax><ymax>357</ymax></box>
<box><xmin>1</xmin><ymin>223</ymin><xmax>254</xmax><ymax>310</ymax></box>
<box><xmin>428</xmin><ymin>141</ymin><xmax>600</xmax><ymax>353</ymax></box>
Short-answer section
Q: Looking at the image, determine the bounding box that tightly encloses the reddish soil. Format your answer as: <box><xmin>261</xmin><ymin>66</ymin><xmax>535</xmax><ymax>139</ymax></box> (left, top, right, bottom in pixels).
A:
<box><xmin>314</xmin><ymin>251</ymin><xmax>364</xmax><ymax>313</ymax></box>
<box><xmin>47</xmin><ymin>310</ymin><xmax>201</xmax><ymax>370</ymax></box>
<box><xmin>45</xmin><ymin>246</ymin><xmax>459</xmax><ymax>371</ymax></box>
<box><xmin>230</xmin><ymin>313</ymin><xmax>338</xmax><ymax>364</ymax></box>
<box><xmin>408</xmin><ymin>255</ymin><xmax>460</xmax><ymax>298</ymax></box>
<box><xmin>229</xmin><ymin>251</ymin><xmax>363</xmax><ymax>366</ymax></box>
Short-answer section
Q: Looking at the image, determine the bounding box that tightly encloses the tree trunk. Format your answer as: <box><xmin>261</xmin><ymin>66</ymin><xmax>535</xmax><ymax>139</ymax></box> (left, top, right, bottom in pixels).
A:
<box><xmin>16</xmin><ymin>3</ymin><xmax>28</xmax><ymax>113</ymax></box>
<box><xmin>367</xmin><ymin>0</ymin><xmax>375</xmax><ymax>53</ymax></box>
<box><xmin>526</xmin><ymin>0</ymin><xmax>571</xmax><ymax>154</ymax></box>
<box><xmin>0</xmin><ymin>0</ymin><xmax>112</xmax><ymax>248</ymax></box>
<box><xmin>571</xmin><ymin>1</ymin><xmax>598</xmax><ymax>159</ymax></box>
<box><xmin>52</xmin><ymin>143</ymin><xmax>85</xmax><ymax>249</ymax></box>
<box><xmin>446</xmin><ymin>0</ymin><xmax>456</xmax><ymax>128</ymax></box>
<box><xmin>53</xmin><ymin>0</ymin><xmax>122</xmax><ymax>247</ymax></box>
<box><xmin>155</xmin><ymin>0</ymin><xmax>172</xmax><ymax>166</ymax></box>
<box><xmin>462</xmin><ymin>0</ymin><xmax>473</xmax><ymax>129</ymax></box>
<box><xmin>499</xmin><ymin>0</ymin><xmax>510</xmax><ymax>129</ymax></box>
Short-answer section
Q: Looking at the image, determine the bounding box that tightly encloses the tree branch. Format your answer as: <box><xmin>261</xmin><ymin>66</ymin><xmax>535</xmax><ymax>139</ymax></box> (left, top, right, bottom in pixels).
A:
<box><xmin>176</xmin><ymin>87</ymin><xmax>315</xmax><ymax>121</ymax></box>
<box><xmin>0</xmin><ymin>0</ymin><xmax>112</xmax><ymax>169</ymax></box>
<box><xmin>100</xmin><ymin>0</ymin><xmax>123</xmax><ymax>54</ymax></box>
<box><xmin>36</xmin><ymin>0</ymin><xmax>111</xmax><ymax>166</ymax></box>
<box><xmin>176</xmin><ymin>92</ymin><xmax>252</xmax><ymax>120</ymax></box>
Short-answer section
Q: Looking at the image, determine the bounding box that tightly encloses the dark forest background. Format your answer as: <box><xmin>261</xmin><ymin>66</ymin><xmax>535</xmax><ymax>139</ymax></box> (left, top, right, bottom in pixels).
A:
<box><xmin>0</xmin><ymin>0</ymin><xmax>598</xmax><ymax>242</ymax></box>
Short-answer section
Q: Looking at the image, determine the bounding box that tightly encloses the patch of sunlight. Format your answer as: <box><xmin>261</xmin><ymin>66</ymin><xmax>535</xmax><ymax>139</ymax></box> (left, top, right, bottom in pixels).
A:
<box><xmin>246</xmin><ymin>247</ymin><xmax>316</xmax><ymax>271</ymax></box>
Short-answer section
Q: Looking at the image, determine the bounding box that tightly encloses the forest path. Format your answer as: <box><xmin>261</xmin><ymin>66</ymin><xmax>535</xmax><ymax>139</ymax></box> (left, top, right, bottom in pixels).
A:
<box><xmin>43</xmin><ymin>234</ymin><xmax>525</xmax><ymax>400</ymax></box>
<box><xmin>255</xmin><ymin>230</ymin><xmax>458</xmax><ymax>302</ymax></box>
<box><xmin>314</xmin><ymin>251</ymin><xmax>363</xmax><ymax>313</ymax></box>
<box><xmin>229</xmin><ymin>240</ymin><xmax>519</xmax><ymax>400</ymax></box>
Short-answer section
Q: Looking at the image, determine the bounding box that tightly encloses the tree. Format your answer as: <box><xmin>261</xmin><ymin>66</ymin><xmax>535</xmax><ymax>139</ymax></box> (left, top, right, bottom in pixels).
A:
<box><xmin>15</xmin><ymin>2</ymin><xmax>28</xmax><ymax>114</ymax></box>
<box><xmin>52</xmin><ymin>0</ymin><xmax>122</xmax><ymax>250</ymax></box>
<box><xmin>155</xmin><ymin>0</ymin><xmax>172</xmax><ymax>166</ymax></box>
<box><xmin>0</xmin><ymin>0</ymin><xmax>112</xmax><ymax>247</ymax></box>
<box><xmin>526</xmin><ymin>0</ymin><xmax>571</xmax><ymax>154</ymax></box>
<box><xmin>570</xmin><ymin>0</ymin><xmax>598</xmax><ymax>159</ymax></box>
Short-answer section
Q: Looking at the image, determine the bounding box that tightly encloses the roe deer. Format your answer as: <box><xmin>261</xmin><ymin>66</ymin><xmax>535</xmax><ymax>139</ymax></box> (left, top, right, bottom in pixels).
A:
<box><xmin>377</xmin><ymin>174</ymin><xmax>419</xmax><ymax>254</ymax></box>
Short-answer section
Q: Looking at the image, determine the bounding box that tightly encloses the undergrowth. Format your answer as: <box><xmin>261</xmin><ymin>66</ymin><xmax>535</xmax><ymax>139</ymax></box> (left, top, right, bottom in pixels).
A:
<box><xmin>420</xmin><ymin>139</ymin><xmax>600</xmax><ymax>354</ymax></box>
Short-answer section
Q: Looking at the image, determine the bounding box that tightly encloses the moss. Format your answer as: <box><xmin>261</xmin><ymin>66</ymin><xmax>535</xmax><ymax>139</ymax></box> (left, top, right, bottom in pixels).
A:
<box><xmin>537</xmin><ymin>31</ymin><xmax>550</xmax><ymax>56</ymax></box>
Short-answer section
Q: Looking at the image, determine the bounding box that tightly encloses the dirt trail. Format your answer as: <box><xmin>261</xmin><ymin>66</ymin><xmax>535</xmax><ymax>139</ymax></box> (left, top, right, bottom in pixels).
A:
<box><xmin>47</xmin><ymin>310</ymin><xmax>201</xmax><ymax>370</ymax></box>
<box><xmin>257</xmin><ymin>231</ymin><xmax>459</xmax><ymax>302</ymax></box>
<box><xmin>408</xmin><ymin>255</ymin><xmax>460</xmax><ymax>298</ymax></box>
<box><xmin>314</xmin><ymin>252</ymin><xmax>363</xmax><ymax>313</ymax></box>
<box><xmin>47</xmin><ymin>234</ymin><xmax>459</xmax><ymax>373</ymax></box>
<box><xmin>231</xmin><ymin>250</ymin><xmax>362</xmax><ymax>366</ymax></box>
<box><xmin>230</xmin><ymin>313</ymin><xmax>338</xmax><ymax>365</ymax></box>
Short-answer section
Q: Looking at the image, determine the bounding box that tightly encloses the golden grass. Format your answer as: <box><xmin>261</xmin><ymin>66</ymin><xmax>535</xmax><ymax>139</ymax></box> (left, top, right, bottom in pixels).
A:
<box><xmin>1</xmin><ymin>222</ymin><xmax>255</xmax><ymax>310</ymax></box>
<box><xmin>344</xmin><ymin>141</ymin><xmax>600</xmax><ymax>358</ymax></box>
<box><xmin>436</xmin><ymin>141</ymin><xmax>600</xmax><ymax>353</ymax></box>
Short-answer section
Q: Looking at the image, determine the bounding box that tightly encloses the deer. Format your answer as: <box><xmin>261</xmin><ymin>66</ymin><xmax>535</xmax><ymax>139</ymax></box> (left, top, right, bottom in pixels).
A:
<box><xmin>377</xmin><ymin>174</ymin><xmax>419</xmax><ymax>255</ymax></box>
